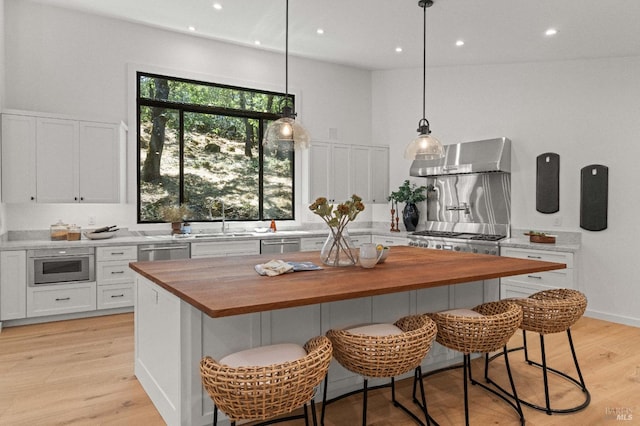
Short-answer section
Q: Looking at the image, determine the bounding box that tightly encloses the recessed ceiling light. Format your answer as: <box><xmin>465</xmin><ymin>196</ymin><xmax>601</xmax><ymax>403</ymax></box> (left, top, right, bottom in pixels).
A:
<box><xmin>545</xmin><ymin>28</ymin><xmax>558</xmax><ymax>36</ymax></box>
<box><xmin>212</xmin><ymin>3</ymin><xmax>222</xmax><ymax>10</ymax></box>
<box><xmin>254</xmin><ymin>40</ymin><xmax>261</xmax><ymax>46</ymax></box>
<box><xmin>316</xmin><ymin>28</ymin><xmax>324</xmax><ymax>35</ymax></box>
<box><xmin>455</xmin><ymin>40</ymin><xmax>465</xmax><ymax>47</ymax></box>
<box><xmin>395</xmin><ymin>47</ymin><xmax>403</xmax><ymax>53</ymax></box>
<box><xmin>188</xmin><ymin>26</ymin><xmax>196</xmax><ymax>32</ymax></box>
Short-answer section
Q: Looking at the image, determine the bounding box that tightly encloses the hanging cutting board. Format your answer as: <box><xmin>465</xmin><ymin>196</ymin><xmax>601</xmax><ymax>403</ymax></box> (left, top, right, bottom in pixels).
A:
<box><xmin>536</xmin><ymin>153</ymin><xmax>560</xmax><ymax>213</ymax></box>
<box><xmin>580</xmin><ymin>164</ymin><xmax>608</xmax><ymax>231</ymax></box>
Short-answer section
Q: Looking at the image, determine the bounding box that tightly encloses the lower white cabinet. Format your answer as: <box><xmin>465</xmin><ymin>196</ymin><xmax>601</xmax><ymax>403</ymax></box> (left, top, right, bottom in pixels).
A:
<box><xmin>0</xmin><ymin>251</ymin><xmax>27</xmax><ymax>321</ymax></box>
<box><xmin>27</xmin><ymin>282</ymin><xmax>97</xmax><ymax>317</ymax></box>
<box><xmin>372</xmin><ymin>235</ymin><xmax>409</xmax><ymax>246</ymax></box>
<box><xmin>300</xmin><ymin>236</ymin><xmax>326</xmax><ymax>252</ymax></box>
<box><xmin>500</xmin><ymin>247</ymin><xmax>575</xmax><ymax>298</ymax></box>
<box><xmin>191</xmin><ymin>240</ymin><xmax>260</xmax><ymax>258</ymax></box>
<box><xmin>96</xmin><ymin>246</ymin><xmax>137</xmax><ymax>309</ymax></box>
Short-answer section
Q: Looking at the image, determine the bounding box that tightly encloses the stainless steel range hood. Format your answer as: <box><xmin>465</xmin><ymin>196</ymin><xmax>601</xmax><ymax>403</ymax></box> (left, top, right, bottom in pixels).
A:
<box><xmin>410</xmin><ymin>137</ymin><xmax>511</xmax><ymax>177</ymax></box>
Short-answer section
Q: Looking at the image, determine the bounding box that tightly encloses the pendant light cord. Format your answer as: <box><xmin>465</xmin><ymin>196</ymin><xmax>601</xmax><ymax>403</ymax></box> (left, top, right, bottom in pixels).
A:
<box><xmin>422</xmin><ymin>1</ymin><xmax>426</xmax><ymax>121</ymax></box>
<box><xmin>285</xmin><ymin>0</ymin><xmax>289</xmax><ymax>99</ymax></box>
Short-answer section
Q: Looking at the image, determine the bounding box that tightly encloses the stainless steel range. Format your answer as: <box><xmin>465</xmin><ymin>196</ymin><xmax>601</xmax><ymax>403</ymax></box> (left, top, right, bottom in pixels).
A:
<box><xmin>408</xmin><ymin>138</ymin><xmax>511</xmax><ymax>256</ymax></box>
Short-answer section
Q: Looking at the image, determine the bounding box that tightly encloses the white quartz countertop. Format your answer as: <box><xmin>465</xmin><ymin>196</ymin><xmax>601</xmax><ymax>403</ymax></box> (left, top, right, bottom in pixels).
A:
<box><xmin>500</xmin><ymin>237</ymin><xmax>581</xmax><ymax>253</ymax></box>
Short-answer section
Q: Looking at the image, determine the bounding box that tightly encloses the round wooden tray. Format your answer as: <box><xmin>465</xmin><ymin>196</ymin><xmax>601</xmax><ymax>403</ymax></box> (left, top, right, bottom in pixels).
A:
<box><xmin>528</xmin><ymin>234</ymin><xmax>556</xmax><ymax>244</ymax></box>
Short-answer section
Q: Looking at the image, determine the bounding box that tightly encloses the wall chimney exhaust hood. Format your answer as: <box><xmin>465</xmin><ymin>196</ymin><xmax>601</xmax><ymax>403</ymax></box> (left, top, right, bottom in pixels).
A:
<box><xmin>410</xmin><ymin>137</ymin><xmax>511</xmax><ymax>177</ymax></box>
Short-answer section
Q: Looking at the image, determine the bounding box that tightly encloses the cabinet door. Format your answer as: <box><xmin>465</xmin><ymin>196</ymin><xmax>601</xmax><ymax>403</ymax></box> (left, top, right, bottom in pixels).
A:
<box><xmin>370</xmin><ymin>146</ymin><xmax>389</xmax><ymax>204</ymax></box>
<box><xmin>1</xmin><ymin>114</ymin><xmax>37</xmax><ymax>203</ymax></box>
<box><xmin>79</xmin><ymin>122</ymin><xmax>121</xmax><ymax>203</ymax></box>
<box><xmin>351</xmin><ymin>145</ymin><xmax>371</xmax><ymax>202</ymax></box>
<box><xmin>308</xmin><ymin>142</ymin><xmax>331</xmax><ymax>202</ymax></box>
<box><xmin>36</xmin><ymin>118</ymin><xmax>79</xmax><ymax>203</ymax></box>
<box><xmin>331</xmin><ymin>144</ymin><xmax>351</xmax><ymax>202</ymax></box>
<box><xmin>0</xmin><ymin>251</ymin><xmax>27</xmax><ymax>320</ymax></box>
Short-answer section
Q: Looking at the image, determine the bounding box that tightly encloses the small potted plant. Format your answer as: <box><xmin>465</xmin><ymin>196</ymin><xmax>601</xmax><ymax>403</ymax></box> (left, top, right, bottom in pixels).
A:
<box><xmin>159</xmin><ymin>204</ymin><xmax>192</xmax><ymax>234</ymax></box>
<box><xmin>388</xmin><ymin>180</ymin><xmax>428</xmax><ymax>231</ymax></box>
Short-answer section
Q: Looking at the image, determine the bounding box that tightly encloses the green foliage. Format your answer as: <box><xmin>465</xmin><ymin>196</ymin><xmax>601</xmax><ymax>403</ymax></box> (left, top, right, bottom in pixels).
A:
<box><xmin>388</xmin><ymin>180</ymin><xmax>429</xmax><ymax>204</ymax></box>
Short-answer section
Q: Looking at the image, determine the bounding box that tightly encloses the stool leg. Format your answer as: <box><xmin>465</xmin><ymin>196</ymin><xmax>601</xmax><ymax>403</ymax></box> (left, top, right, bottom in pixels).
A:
<box><xmin>362</xmin><ymin>379</ymin><xmax>369</xmax><ymax>426</ymax></box>
<box><xmin>463</xmin><ymin>354</ymin><xmax>470</xmax><ymax>426</ymax></box>
<box><xmin>567</xmin><ymin>328</ymin><xmax>588</xmax><ymax>391</ymax></box>
<box><xmin>416</xmin><ymin>366</ymin><xmax>432</xmax><ymax>426</ymax></box>
<box><xmin>310</xmin><ymin>398</ymin><xmax>318</xmax><ymax>426</ymax></box>
<box><xmin>523</xmin><ymin>330</ymin><xmax>531</xmax><ymax>364</ymax></box>
<box><xmin>539</xmin><ymin>334</ymin><xmax>552</xmax><ymax>414</ymax></box>
<box><xmin>213</xmin><ymin>404</ymin><xmax>218</xmax><ymax>426</ymax></box>
<box><xmin>503</xmin><ymin>345</ymin><xmax>525</xmax><ymax>425</ymax></box>
<box><xmin>304</xmin><ymin>403</ymin><xmax>310</xmax><ymax>426</ymax></box>
<box><xmin>321</xmin><ymin>373</ymin><xmax>328</xmax><ymax>426</ymax></box>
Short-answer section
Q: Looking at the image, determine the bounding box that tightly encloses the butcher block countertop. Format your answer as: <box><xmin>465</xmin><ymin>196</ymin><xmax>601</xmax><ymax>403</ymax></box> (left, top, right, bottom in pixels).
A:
<box><xmin>129</xmin><ymin>246</ymin><xmax>566</xmax><ymax>318</ymax></box>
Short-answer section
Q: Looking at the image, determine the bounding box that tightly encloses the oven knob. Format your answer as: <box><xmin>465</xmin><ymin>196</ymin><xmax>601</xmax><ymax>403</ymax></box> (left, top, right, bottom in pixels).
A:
<box><xmin>454</xmin><ymin>246</ymin><xmax>461</xmax><ymax>251</ymax></box>
<box><xmin>419</xmin><ymin>242</ymin><xmax>426</xmax><ymax>248</ymax></box>
<box><xmin>490</xmin><ymin>250</ymin><xmax>497</xmax><ymax>255</ymax></box>
<box><xmin>472</xmin><ymin>248</ymin><xmax>478</xmax><ymax>254</ymax></box>
<box><xmin>435</xmin><ymin>244</ymin><xmax>442</xmax><ymax>249</ymax></box>
<box><xmin>409</xmin><ymin>241</ymin><xmax>415</xmax><ymax>246</ymax></box>
<box><xmin>484</xmin><ymin>249</ymin><xmax>490</xmax><ymax>254</ymax></box>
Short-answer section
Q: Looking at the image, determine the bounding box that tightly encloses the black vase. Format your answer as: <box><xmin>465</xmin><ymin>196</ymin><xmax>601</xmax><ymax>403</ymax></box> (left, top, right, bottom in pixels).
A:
<box><xmin>402</xmin><ymin>203</ymin><xmax>420</xmax><ymax>231</ymax></box>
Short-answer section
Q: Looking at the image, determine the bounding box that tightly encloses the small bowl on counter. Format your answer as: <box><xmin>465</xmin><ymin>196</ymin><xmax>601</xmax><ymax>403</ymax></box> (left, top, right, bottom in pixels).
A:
<box><xmin>84</xmin><ymin>230</ymin><xmax>118</xmax><ymax>240</ymax></box>
<box><xmin>377</xmin><ymin>246</ymin><xmax>390</xmax><ymax>263</ymax></box>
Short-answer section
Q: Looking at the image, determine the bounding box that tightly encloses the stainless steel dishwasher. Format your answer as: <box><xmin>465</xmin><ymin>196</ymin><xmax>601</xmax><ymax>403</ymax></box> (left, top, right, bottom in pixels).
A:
<box><xmin>138</xmin><ymin>243</ymin><xmax>191</xmax><ymax>261</ymax></box>
<box><xmin>260</xmin><ymin>238</ymin><xmax>301</xmax><ymax>254</ymax></box>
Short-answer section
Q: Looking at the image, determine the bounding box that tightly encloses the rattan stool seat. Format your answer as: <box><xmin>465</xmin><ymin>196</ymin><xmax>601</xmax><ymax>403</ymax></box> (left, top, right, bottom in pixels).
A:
<box><xmin>200</xmin><ymin>336</ymin><xmax>332</xmax><ymax>426</ymax></box>
<box><xmin>422</xmin><ymin>300</ymin><xmax>524</xmax><ymax>426</ymax></box>
<box><xmin>487</xmin><ymin>288</ymin><xmax>590</xmax><ymax>415</ymax></box>
<box><xmin>323</xmin><ymin>315</ymin><xmax>438</xmax><ymax>426</ymax></box>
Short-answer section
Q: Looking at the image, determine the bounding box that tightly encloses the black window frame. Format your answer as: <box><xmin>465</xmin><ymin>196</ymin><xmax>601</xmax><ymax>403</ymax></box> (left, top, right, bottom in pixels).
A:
<box><xmin>136</xmin><ymin>71</ymin><xmax>296</xmax><ymax>224</ymax></box>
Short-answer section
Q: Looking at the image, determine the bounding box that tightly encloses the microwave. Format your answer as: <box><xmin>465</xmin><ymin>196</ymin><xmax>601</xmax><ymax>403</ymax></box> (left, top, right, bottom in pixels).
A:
<box><xmin>27</xmin><ymin>247</ymin><xmax>95</xmax><ymax>286</ymax></box>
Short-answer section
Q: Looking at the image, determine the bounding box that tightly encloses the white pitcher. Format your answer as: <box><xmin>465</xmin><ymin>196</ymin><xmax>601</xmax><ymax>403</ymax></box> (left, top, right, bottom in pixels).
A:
<box><xmin>359</xmin><ymin>243</ymin><xmax>383</xmax><ymax>269</ymax></box>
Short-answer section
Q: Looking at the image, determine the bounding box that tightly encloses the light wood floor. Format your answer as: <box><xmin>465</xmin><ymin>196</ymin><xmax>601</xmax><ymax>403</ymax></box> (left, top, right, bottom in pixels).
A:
<box><xmin>0</xmin><ymin>313</ymin><xmax>638</xmax><ymax>425</ymax></box>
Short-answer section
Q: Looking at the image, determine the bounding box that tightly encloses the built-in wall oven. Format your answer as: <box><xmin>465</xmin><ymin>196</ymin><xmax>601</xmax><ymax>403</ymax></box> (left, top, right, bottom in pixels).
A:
<box><xmin>27</xmin><ymin>247</ymin><xmax>95</xmax><ymax>287</ymax></box>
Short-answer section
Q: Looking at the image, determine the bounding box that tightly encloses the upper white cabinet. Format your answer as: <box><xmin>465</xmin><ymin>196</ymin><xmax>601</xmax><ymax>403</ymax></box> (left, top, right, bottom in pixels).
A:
<box><xmin>1</xmin><ymin>111</ymin><xmax>126</xmax><ymax>203</ymax></box>
<box><xmin>309</xmin><ymin>142</ymin><xmax>389</xmax><ymax>204</ymax></box>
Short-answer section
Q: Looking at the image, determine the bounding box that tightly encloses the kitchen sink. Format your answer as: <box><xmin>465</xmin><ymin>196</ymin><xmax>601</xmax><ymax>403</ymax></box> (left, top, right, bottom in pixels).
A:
<box><xmin>193</xmin><ymin>232</ymin><xmax>254</xmax><ymax>238</ymax></box>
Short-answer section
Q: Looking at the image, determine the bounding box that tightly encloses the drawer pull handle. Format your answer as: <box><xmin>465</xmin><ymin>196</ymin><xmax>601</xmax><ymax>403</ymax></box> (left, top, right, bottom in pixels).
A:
<box><xmin>55</xmin><ymin>297</ymin><xmax>71</xmax><ymax>301</ymax></box>
<box><xmin>111</xmin><ymin>252</ymin><xmax>125</xmax><ymax>256</ymax></box>
<box><xmin>111</xmin><ymin>271</ymin><xmax>125</xmax><ymax>275</ymax></box>
<box><xmin>527</xmin><ymin>255</ymin><xmax>542</xmax><ymax>259</ymax></box>
<box><xmin>111</xmin><ymin>294</ymin><xmax>125</xmax><ymax>298</ymax></box>
<box><xmin>527</xmin><ymin>275</ymin><xmax>542</xmax><ymax>279</ymax></box>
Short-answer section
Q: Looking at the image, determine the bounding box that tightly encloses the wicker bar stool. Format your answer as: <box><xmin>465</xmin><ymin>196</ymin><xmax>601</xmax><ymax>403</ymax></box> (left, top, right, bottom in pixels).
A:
<box><xmin>421</xmin><ymin>301</ymin><xmax>524</xmax><ymax>426</ymax></box>
<box><xmin>322</xmin><ymin>315</ymin><xmax>438</xmax><ymax>426</ymax></box>
<box><xmin>487</xmin><ymin>288</ymin><xmax>590</xmax><ymax>415</ymax></box>
<box><xmin>200</xmin><ymin>336</ymin><xmax>332</xmax><ymax>426</ymax></box>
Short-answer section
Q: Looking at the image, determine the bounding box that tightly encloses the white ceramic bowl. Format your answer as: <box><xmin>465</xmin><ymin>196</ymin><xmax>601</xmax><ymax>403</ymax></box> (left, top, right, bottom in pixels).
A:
<box><xmin>84</xmin><ymin>230</ymin><xmax>117</xmax><ymax>240</ymax></box>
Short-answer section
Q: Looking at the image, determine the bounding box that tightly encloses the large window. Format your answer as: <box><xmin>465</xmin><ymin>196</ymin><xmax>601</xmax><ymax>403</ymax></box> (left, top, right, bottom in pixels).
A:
<box><xmin>137</xmin><ymin>73</ymin><xmax>295</xmax><ymax>223</ymax></box>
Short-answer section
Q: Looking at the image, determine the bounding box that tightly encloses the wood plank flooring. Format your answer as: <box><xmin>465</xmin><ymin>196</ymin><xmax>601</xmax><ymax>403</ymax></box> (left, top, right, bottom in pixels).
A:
<box><xmin>0</xmin><ymin>313</ymin><xmax>638</xmax><ymax>425</ymax></box>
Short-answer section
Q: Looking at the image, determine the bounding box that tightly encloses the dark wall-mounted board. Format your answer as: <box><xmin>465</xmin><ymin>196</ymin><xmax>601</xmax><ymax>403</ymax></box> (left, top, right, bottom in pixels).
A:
<box><xmin>580</xmin><ymin>164</ymin><xmax>608</xmax><ymax>231</ymax></box>
<box><xmin>536</xmin><ymin>152</ymin><xmax>560</xmax><ymax>214</ymax></box>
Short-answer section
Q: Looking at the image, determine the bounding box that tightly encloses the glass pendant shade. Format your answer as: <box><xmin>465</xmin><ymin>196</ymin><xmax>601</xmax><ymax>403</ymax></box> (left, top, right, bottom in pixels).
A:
<box><xmin>264</xmin><ymin>116</ymin><xmax>310</xmax><ymax>150</ymax></box>
<box><xmin>404</xmin><ymin>132</ymin><xmax>444</xmax><ymax>160</ymax></box>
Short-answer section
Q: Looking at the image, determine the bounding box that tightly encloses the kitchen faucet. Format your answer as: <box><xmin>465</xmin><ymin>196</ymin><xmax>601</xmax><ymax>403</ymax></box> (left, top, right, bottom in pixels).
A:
<box><xmin>208</xmin><ymin>198</ymin><xmax>226</xmax><ymax>233</ymax></box>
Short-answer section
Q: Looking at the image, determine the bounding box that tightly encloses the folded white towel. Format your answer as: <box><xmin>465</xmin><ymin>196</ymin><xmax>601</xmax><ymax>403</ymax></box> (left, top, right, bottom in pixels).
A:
<box><xmin>255</xmin><ymin>259</ymin><xmax>295</xmax><ymax>276</ymax></box>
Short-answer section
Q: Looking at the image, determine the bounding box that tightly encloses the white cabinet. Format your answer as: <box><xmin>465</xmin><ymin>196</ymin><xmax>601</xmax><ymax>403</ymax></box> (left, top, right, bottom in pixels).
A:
<box><xmin>370</xmin><ymin>146</ymin><xmax>390</xmax><ymax>204</ymax></box>
<box><xmin>500</xmin><ymin>247</ymin><xmax>575</xmax><ymax>299</ymax></box>
<box><xmin>300</xmin><ymin>236</ymin><xmax>326</xmax><ymax>252</ymax></box>
<box><xmin>96</xmin><ymin>246</ymin><xmax>137</xmax><ymax>309</ymax></box>
<box><xmin>1</xmin><ymin>115</ymin><xmax>37</xmax><ymax>202</ymax></box>
<box><xmin>191</xmin><ymin>240</ymin><xmax>260</xmax><ymax>258</ymax></box>
<box><xmin>348</xmin><ymin>234</ymin><xmax>371</xmax><ymax>248</ymax></box>
<box><xmin>309</xmin><ymin>142</ymin><xmax>389</xmax><ymax>204</ymax></box>
<box><xmin>1</xmin><ymin>111</ymin><xmax>125</xmax><ymax>204</ymax></box>
<box><xmin>372</xmin><ymin>235</ymin><xmax>409</xmax><ymax>247</ymax></box>
<box><xmin>0</xmin><ymin>251</ymin><xmax>27</xmax><ymax>321</ymax></box>
<box><xmin>27</xmin><ymin>282</ymin><xmax>97</xmax><ymax>318</ymax></box>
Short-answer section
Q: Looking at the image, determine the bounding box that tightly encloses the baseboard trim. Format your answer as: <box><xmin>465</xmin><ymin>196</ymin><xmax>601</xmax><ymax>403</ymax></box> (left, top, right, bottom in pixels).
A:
<box><xmin>0</xmin><ymin>307</ymin><xmax>133</xmax><ymax>329</ymax></box>
<box><xmin>585</xmin><ymin>309</ymin><xmax>640</xmax><ymax>328</ymax></box>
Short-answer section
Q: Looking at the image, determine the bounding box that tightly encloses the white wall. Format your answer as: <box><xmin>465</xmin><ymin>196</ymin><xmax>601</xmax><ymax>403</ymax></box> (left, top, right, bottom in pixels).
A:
<box><xmin>2</xmin><ymin>0</ymin><xmax>372</xmax><ymax>230</ymax></box>
<box><xmin>373</xmin><ymin>57</ymin><xmax>640</xmax><ymax>326</ymax></box>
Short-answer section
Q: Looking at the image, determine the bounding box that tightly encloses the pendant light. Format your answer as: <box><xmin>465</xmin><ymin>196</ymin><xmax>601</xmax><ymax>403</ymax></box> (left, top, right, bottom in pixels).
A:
<box><xmin>404</xmin><ymin>0</ymin><xmax>444</xmax><ymax>160</ymax></box>
<box><xmin>263</xmin><ymin>0</ymin><xmax>310</xmax><ymax>150</ymax></box>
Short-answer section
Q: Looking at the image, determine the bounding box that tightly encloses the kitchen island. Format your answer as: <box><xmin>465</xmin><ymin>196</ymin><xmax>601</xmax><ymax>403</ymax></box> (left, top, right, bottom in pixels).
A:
<box><xmin>130</xmin><ymin>247</ymin><xmax>565</xmax><ymax>426</ymax></box>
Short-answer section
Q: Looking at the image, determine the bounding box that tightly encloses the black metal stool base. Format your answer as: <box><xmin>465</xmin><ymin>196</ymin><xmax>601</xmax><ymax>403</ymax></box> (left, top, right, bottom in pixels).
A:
<box><xmin>486</xmin><ymin>328</ymin><xmax>591</xmax><ymax>415</ymax></box>
<box><xmin>321</xmin><ymin>367</ymin><xmax>436</xmax><ymax>426</ymax></box>
<box><xmin>414</xmin><ymin>347</ymin><xmax>525</xmax><ymax>426</ymax></box>
<box><xmin>214</xmin><ymin>401</ymin><xmax>315</xmax><ymax>426</ymax></box>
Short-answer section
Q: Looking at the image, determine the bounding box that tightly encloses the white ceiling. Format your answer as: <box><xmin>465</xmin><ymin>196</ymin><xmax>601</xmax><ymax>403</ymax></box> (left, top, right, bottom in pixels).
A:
<box><xmin>32</xmin><ymin>0</ymin><xmax>640</xmax><ymax>70</ymax></box>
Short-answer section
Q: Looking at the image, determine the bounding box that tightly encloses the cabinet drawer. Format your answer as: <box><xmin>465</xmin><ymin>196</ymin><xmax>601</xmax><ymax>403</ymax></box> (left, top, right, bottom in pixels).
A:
<box><xmin>501</xmin><ymin>268</ymin><xmax>574</xmax><ymax>288</ymax></box>
<box><xmin>300</xmin><ymin>237</ymin><xmax>326</xmax><ymax>252</ymax></box>
<box><xmin>191</xmin><ymin>240</ymin><xmax>260</xmax><ymax>258</ymax></box>
<box><xmin>97</xmin><ymin>261</ymin><xmax>135</xmax><ymax>285</ymax></box>
<box><xmin>500</xmin><ymin>281</ymin><xmax>561</xmax><ymax>299</ymax></box>
<box><xmin>27</xmin><ymin>282</ymin><xmax>96</xmax><ymax>317</ymax></box>
<box><xmin>97</xmin><ymin>283</ymin><xmax>134</xmax><ymax>309</ymax></box>
<box><xmin>372</xmin><ymin>235</ymin><xmax>408</xmax><ymax>246</ymax></box>
<box><xmin>96</xmin><ymin>245</ymin><xmax>137</xmax><ymax>261</ymax></box>
<box><xmin>349</xmin><ymin>235</ymin><xmax>371</xmax><ymax>248</ymax></box>
<box><xmin>500</xmin><ymin>247</ymin><xmax>573</xmax><ymax>268</ymax></box>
